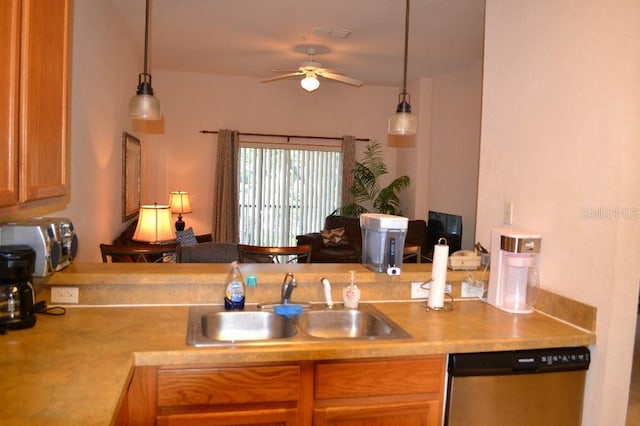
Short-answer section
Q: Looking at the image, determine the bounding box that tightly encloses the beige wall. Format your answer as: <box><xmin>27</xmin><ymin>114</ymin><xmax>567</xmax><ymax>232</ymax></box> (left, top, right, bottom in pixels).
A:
<box><xmin>56</xmin><ymin>0</ymin><xmax>139</xmax><ymax>261</ymax></box>
<box><xmin>428</xmin><ymin>61</ymin><xmax>482</xmax><ymax>250</ymax></box>
<box><xmin>478</xmin><ymin>1</ymin><xmax>640</xmax><ymax>424</ymax></box>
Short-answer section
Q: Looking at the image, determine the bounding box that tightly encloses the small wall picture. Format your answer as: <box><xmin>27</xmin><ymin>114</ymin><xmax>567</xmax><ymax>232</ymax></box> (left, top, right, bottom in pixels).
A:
<box><xmin>122</xmin><ymin>132</ymin><xmax>141</xmax><ymax>222</ymax></box>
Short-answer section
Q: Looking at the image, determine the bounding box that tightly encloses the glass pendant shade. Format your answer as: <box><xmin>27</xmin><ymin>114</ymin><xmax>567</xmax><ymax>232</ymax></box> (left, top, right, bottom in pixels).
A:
<box><xmin>301</xmin><ymin>75</ymin><xmax>320</xmax><ymax>92</ymax></box>
<box><xmin>128</xmin><ymin>93</ymin><xmax>162</xmax><ymax>120</ymax></box>
<box><xmin>132</xmin><ymin>204</ymin><xmax>175</xmax><ymax>243</ymax></box>
<box><xmin>388</xmin><ymin>98</ymin><xmax>417</xmax><ymax>135</ymax></box>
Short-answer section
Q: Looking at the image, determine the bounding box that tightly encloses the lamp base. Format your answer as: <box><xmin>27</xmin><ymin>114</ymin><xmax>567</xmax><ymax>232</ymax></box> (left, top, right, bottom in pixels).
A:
<box><xmin>175</xmin><ymin>216</ymin><xmax>186</xmax><ymax>232</ymax></box>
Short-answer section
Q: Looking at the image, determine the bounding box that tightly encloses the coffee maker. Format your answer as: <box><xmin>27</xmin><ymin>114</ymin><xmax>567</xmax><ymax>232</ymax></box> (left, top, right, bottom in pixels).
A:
<box><xmin>0</xmin><ymin>245</ymin><xmax>37</xmax><ymax>330</ymax></box>
<box><xmin>487</xmin><ymin>228</ymin><xmax>541</xmax><ymax>314</ymax></box>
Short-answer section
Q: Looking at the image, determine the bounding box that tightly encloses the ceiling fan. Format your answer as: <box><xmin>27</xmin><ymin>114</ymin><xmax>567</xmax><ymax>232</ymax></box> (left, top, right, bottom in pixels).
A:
<box><xmin>262</xmin><ymin>48</ymin><xmax>363</xmax><ymax>92</ymax></box>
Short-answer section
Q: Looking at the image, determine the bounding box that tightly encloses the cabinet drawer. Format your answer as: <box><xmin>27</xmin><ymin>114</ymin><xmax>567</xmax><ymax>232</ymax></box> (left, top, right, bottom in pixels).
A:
<box><xmin>158</xmin><ymin>365</ymin><xmax>300</xmax><ymax>407</ymax></box>
<box><xmin>315</xmin><ymin>356</ymin><xmax>444</xmax><ymax>399</ymax></box>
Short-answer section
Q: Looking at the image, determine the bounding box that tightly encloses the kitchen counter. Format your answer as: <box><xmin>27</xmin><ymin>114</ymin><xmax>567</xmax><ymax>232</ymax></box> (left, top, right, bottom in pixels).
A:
<box><xmin>0</xmin><ymin>300</ymin><xmax>595</xmax><ymax>425</ymax></box>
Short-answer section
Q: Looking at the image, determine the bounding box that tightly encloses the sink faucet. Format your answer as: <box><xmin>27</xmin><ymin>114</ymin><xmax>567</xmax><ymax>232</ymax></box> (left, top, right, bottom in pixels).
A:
<box><xmin>320</xmin><ymin>277</ymin><xmax>334</xmax><ymax>308</ymax></box>
<box><xmin>281</xmin><ymin>272</ymin><xmax>297</xmax><ymax>304</ymax></box>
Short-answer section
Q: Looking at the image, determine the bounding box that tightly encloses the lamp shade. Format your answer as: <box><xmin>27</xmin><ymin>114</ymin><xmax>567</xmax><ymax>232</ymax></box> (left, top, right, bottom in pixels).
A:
<box><xmin>388</xmin><ymin>111</ymin><xmax>417</xmax><ymax>135</ymax></box>
<box><xmin>169</xmin><ymin>191</ymin><xmax>192</xmax><ymax>214</ymax></box>
<box><xmin>301</xmin><ymin>75</ymin><xmax>320</xmax><ymax>92</ymax></box>
<box><xmin>132</xmin><ymin>204</ymin><xmax>175</xmax><ymax>243</ymax></box>
<box><xmin>128</xmin><ymin>92</ymin><xmax>162</xmax><ymax>120</ymax></box>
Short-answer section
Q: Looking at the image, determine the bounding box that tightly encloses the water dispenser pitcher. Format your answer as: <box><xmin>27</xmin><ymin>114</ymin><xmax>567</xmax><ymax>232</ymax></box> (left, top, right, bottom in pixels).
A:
<box><xmin>487</xmin><ymin>228</ymin><xmax>541</xmax><ymax>314</ymax></box>
<box><xmin>360</xmin><ymin>214</ymin><xmax>408</xmax><ymax>274</ymax></box>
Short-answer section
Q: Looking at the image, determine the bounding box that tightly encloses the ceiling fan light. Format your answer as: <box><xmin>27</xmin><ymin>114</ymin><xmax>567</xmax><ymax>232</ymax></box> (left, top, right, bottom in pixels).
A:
<box><xmin>301</xmin><ymin>75</ymin><xmax>320</xmax><ymax>92</ymax></box>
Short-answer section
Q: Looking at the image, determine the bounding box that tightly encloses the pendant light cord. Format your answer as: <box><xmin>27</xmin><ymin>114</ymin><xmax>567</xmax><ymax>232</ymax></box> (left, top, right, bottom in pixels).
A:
<box><xmin>143</xmin><ymin>0</ymin><xmax>150</xmax><ymax>75</ymax></box>
<box><xmin>401</xmin><ymin>0</ymin><xmax>410</xmax><ymax>96</ymax></box>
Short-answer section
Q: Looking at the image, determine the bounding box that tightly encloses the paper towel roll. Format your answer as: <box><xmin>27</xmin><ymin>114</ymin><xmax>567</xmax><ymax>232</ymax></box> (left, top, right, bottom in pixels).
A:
<box><xmin>428</xmin><ymin>241</ymin><xmax>449</xmax><ymax>309</ymax></box>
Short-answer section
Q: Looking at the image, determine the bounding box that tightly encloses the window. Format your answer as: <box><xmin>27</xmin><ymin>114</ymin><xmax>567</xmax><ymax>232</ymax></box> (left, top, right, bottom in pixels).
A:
<box><xmin>238</xmin><ymin>146</ymin><xmax>342</xmax><ymax>246</ymax></box>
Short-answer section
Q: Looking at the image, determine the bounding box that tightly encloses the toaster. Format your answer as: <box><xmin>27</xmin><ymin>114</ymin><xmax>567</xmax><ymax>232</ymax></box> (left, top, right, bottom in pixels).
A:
<box><xmin>0</xmin><ymin>217</ymin><xmax>78</xmax><ymax>277</ymax></box>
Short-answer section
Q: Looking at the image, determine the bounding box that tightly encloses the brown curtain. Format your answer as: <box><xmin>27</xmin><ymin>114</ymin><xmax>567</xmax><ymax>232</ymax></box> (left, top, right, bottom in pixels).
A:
<box><xmin>341</xmin><ymin>135</ymin><xmax>356</xmax><ymax>208</ymax></box>
<box><xmin>212</xmin><ymin>129</ymin><xmax>239</xmax><ymax>242</ymax></box>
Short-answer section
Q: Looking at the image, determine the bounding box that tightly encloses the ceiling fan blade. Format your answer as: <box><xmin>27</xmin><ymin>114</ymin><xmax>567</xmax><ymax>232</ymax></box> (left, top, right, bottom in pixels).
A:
<box><xmin>262</xmin><ymin>72</ymin><xmax>303</xmax><ymax>83</ymax></box>
<box><xmin>318</xmin><ymin>71</ymin><xmax>363</xmax><ymax>87</ymax></box>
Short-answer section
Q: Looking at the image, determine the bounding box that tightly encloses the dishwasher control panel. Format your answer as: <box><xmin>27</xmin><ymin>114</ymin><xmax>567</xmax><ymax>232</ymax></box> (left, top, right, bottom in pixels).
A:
<box><xmin>514</xmin><ymin>347</ymin><xmax>590</xmax><ymax>371</ymax></box>
<box><xmin>449</xmin><ymin>346</ymin><xmax>591</xmax><ymax>376</ymax></box>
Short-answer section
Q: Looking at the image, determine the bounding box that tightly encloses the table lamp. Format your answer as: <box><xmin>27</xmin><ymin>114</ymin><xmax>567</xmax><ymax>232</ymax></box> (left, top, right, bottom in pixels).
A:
<box><xmin>132</xmin><ymin>203</ymin><xmax>175</xmax><ymax>243</ymax></box>
<box><xmin>169</xmin><ymin>191</ymin><xmax>193</xmax><ymax>231</ymax></box>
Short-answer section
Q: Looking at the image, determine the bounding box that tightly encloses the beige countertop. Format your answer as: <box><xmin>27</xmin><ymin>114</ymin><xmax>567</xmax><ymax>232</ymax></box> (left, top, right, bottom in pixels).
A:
<box><xmin>0</xmin><ymin>300</ymin><xmax>595</xmax><ymax>425</ymax></box>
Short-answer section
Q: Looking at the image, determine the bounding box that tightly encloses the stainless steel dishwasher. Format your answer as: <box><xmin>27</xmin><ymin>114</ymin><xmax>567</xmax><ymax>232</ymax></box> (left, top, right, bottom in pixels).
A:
<box><xmin>445</xmin><ymin>347</ymin><xmax>590</xmax><ymax>426</ymax></box>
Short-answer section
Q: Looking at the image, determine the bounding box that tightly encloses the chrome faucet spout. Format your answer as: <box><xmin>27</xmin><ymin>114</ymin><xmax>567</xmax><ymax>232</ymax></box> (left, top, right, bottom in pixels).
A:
<box><xmin>281</xmin><ymin>272</ymin><xmax>297</xmax><ymax>304</ymax></box>
<box><xmin>320</xmin><ymin>277</ymin><xmax>334</xmax><ymax>308</ymax></box>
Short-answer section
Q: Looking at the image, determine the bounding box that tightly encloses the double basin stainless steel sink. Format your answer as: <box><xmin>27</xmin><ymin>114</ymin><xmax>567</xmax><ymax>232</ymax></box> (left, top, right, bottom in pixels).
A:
<box><xmin>186</xmin><ymin>303</ymin><xmax>411</xmax><ymax>347</ymax></box>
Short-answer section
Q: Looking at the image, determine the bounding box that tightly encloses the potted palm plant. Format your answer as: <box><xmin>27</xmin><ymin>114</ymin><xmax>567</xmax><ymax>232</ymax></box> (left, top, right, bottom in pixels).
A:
<box><xmin>336</xmin><ymin>141</ymin><xmax>410</xmax><ymax>217</ymax></box>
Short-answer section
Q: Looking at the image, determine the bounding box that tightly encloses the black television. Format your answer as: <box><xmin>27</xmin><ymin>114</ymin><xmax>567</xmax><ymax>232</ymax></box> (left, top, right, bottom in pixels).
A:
<box><xmin>425</xmin><ymin>211</ymin><xmax>462</xmax><ymax>258</ymax></box>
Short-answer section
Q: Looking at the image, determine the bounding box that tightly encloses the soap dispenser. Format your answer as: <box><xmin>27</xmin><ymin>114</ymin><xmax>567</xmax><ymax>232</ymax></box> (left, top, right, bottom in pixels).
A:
<box><xmin>342</xmin><ymin>270</ymin><xmax>360</xmax><ymax>309</ymax></box>
<box><xmin>224</xmin><ymin>261</ymin><xmax>245</xmax><ymax>310</ymax></box>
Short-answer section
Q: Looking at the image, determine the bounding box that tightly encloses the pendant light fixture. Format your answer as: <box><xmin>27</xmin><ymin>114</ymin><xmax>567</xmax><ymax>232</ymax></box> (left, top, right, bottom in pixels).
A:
<box><xmin>128</xmin><ymin>0</ymin><xmax>162</xmax><ymax>120</ymax></box>
<box><xmin>388</xmin><ymin>0</ymin><xmax>417</xmax><ymax>135</ymax></box>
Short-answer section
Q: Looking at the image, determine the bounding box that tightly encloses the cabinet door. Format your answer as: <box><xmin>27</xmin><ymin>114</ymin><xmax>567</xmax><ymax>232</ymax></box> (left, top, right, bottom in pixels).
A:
<box><xmin>0</xmin><ymin>0</ymin><xmax>20</xmax><ymax>207</ymax></box>
<box><xmin>314</xmin><ymin>356</ymin><xmax>445</xmax><ymax>426</ymax></box>
<box><xmin>314</xmin><ymin>399</ymin><xmax>441</xmax><ymax>426</ymax></box>
<box><xmin>19</xmin><ymin>0</ymin><xmax>70</xmax><ymax>202</ymax></box>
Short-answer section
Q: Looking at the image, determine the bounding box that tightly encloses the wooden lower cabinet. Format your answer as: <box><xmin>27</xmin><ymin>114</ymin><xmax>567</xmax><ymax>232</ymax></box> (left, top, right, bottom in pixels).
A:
<box><xmin>117</xmin><ymin>355</ymin><xmax>445</xmax><ymax>426</ymax></box>
<box><xmin>313</xmin><ymin>357</ymin><xmax>445</xmax><ymax>426</ymax></box>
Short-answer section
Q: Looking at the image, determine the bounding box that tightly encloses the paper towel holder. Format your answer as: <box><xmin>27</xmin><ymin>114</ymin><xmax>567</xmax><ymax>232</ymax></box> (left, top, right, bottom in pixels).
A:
<box><xmin>422</xmin><ymin>237</ymin><xmax>453</xmax><ymax>312</ymax></box>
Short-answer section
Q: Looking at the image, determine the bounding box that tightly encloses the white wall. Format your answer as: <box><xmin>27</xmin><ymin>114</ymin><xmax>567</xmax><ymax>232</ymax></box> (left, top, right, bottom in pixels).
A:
<box><xmin>478</xmin><ymin>1</ymin><xmax>640</xmax><ymax>424</ymax></box>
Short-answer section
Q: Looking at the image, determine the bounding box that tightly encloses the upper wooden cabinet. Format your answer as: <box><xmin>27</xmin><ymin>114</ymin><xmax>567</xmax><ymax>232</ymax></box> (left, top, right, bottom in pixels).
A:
<box><xmin>0</xmin><ymin>0</ymin><xmax>70</xmax><ymax>209</ymax></box>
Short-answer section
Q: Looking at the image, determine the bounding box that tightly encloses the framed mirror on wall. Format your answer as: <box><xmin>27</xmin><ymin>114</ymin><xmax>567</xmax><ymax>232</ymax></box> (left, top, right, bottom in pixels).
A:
<box><xmin>122</xmin><ymin>132</ymin><xmax>141</xmax><ymax>222</ymax></box>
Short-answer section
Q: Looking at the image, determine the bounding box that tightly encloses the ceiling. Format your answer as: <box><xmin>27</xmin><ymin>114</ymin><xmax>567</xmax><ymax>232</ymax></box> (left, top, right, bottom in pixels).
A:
<box><xmin>109</xmin><ymin>0</ymin><xmax>485</xmax><ymax>88</ymax></box>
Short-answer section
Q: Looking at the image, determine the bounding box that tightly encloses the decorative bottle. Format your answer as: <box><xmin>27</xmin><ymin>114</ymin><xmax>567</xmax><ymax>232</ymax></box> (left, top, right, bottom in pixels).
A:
<box><xmin>342</xmin><ymin>270</ymin><xmax>361</xmax><ymax>309</ymax></box>
<box><xmin>224</xmin><ymin>261</ymin><xmax>245</xmax><ymax>310</ymax></box>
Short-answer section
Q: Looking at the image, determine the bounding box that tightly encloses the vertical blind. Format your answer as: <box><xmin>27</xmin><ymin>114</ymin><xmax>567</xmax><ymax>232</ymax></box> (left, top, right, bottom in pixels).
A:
<box><xmin>238</xmin><ymin>146</ymin><xmax>342</xmax><ymax>246</ymax></box>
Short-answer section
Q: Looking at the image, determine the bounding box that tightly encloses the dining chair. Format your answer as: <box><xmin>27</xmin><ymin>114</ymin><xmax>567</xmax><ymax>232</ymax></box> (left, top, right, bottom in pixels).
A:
<box><xmin>403</xmin><ymin>245</ymin><xmax>422</xmax><ymax>263</ymax></box>
<box><xmin>176</xmin><ymin>242</ymin><xmax>240</xmax><ymax>263</ymax></box>
<box><xmin>99</xmin><ymin>244</ymin><xmax>175</xmax><ymax>263</ymax></box>
<box><xmin>238</xmin><ymin>244</ymin><xmax>312</xmax><ymax>264</ymax></box>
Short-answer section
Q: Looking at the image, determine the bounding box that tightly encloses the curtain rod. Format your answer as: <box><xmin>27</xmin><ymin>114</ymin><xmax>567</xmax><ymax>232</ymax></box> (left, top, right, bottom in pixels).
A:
<box><xmin>200</xmin><ymin>130</ymin><xmax>370</xmax><ymax>142</ymax></box>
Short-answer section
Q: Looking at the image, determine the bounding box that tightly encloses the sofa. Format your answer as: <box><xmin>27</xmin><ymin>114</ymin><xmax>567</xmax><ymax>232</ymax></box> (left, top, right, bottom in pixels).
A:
<box><xmin>296</xmin><ymin>215</ymin><xmax>428</xmax><ymax>263</ymax></box>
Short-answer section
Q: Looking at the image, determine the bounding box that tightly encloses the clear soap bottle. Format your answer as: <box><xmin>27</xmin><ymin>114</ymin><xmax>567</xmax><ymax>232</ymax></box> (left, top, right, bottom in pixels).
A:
<box><xmin>224</xmin><ymin>261</ymin><xmax>245</xmax><ymax>310</ymax></box>
<box><xmin>342</xmin><ymin>270</ymin><xmax>360</xmax><ymax>309</ymax></box>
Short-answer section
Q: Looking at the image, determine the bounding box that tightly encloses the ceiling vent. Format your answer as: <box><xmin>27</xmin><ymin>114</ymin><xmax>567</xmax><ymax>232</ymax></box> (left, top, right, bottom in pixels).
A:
<box><xmin>311</xmin><ymin>26</ymin><xmax>352</xmax><ymax>39</ymax></box>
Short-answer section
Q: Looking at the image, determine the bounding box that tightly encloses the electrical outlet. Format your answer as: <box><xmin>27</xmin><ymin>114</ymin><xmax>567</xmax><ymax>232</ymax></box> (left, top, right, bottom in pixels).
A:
<box><xmin>411</xmin><ymin>281</ymin><xmax>430</xmax><ymax>299</ymax></box>
<box><xmin>51</xmin><ymin>287</ymin><xmax>79</xmax><ymax>304</ymax></box>
<box><xmin>461</xmin><ymin>281</ymin><xmax>485</xmax><ymax>298</ymax></box>
<box><xmin>411</xmin><ymin>282</ymin><xmax>453</xmax><ymax>299</ymax></box>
